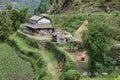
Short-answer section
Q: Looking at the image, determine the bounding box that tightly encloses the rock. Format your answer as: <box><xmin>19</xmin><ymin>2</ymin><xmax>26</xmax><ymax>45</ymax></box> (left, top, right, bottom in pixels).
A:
<box><xmin>82</xmin><ymin>72</ymin><xmax>88</xmax><ymax>76</ymax></box>
<box><xmin>102</xmin><ymin>72</ymin><xmax>108</xmax><ymax>76</ymax></box>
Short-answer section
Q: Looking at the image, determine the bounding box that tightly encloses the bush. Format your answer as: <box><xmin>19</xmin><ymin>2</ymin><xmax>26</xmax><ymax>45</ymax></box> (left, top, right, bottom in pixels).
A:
<box><xmin>114</xmin><ymin>75</ymin><xmax>120</xmax><ymax>80</ymax></box>
<box><xmin>16</xmin><ymin>32</ymin><xmax>39</xmax><ymax>48</ymax></box>
<box><xmin>61</xmin><ymin>70</ymin><xmax>81</xmax><ymax>80</ymax></box>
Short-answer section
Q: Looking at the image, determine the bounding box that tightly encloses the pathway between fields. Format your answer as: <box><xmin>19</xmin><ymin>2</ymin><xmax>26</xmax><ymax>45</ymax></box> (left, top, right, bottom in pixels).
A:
<box><xmin>59</xmin><ymin>47</ymin><xmax>86</xmax><ymax>73</ymax></box>
<box><xmin>40</xmin><ymin>49</ymin><xmax>59</xmax><ymax>80</ymax></box>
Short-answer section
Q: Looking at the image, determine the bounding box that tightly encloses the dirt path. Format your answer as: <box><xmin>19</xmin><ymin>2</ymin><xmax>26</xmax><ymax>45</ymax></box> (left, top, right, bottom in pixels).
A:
<box><xmin>40</xmin><ymin>49</ymin><xmax>59</xmax><ymax>80</ymax></box>
<box><xmin>59</xmin><ymin>47</ymin><xmax>86</xmax><ymax>73</ymax></box>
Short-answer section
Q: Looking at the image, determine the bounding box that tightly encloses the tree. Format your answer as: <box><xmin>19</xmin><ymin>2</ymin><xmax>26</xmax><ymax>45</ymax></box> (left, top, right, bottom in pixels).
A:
<box><xmin>0</xmin><ymin>5</ymin><xmax>29</xmax><ymax>41</ymax></box>
<box><xmin>35</xmin><ymin>0</ymin><xmax>50</xmax><ymax>14</ymax></box>
<box><xmin>0</xmin><ymin>11</ymin><xmax>13</xmax><ymax>41</ymax></box>
<box><xmin>19</xmin><ymin>7</ymin><xmax>29</xmax><ymax>23</ymax></box>
<box><xmin>82</xmin><ymin>21</ymin><xmax>112</xmax><ymax>76</ymax></box>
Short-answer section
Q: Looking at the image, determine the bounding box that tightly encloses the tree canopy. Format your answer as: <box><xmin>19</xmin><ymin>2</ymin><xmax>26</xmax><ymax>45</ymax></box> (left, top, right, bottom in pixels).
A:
<box><xmin>0</xmin><ymin>5</ymin><xmax>29</xmax><ymax>41</ymax></box>
<box><xmin>82</xmin><ymin>20</ymin><xmax>115</xmax><ymax>74</ymax></box>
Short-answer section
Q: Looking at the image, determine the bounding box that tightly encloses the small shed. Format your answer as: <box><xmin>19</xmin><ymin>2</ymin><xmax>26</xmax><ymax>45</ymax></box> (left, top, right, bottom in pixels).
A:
<box><xmin>52</xmin><ymin>30</ymin><xmax>72</xmax><ymax>44</ymax></box>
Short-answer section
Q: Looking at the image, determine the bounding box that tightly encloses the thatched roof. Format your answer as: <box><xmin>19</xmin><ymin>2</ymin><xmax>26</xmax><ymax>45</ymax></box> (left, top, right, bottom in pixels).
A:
<box><xmin>71</xmin><ymin>20</ymin><xmax>89</xmax><ymax>43</ymax></box>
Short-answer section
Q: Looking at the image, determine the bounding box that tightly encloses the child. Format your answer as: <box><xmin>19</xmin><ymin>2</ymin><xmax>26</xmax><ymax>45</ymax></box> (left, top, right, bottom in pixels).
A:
<box><xmin>57</xmin><ymin>61</ymin><xmax>61</xmax><ymax>69</ymax></box>
<box><xmin>59</xmin><ymin>67</ymin><xmax>63</xmax><ymax>72</ymax></box>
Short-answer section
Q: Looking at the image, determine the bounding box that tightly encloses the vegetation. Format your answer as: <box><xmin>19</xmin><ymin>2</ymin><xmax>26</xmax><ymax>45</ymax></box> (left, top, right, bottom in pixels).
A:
<box><xmin>0</xmin><ymin>4</ymin><xmax>30</xmax><ymax>41</ymax></box>
<box><xmin>82</xmin><ymin>21</ymin><xmax>115</xmax><ymax>75</ymax></box>
<box><xmin>49</xmin><ymin>13</ymin><xmax>120</xmax><ymax>35</ymax></box>
<box><xmin>114</xmin><ymin>75</ymin><xmax>120</xmax><ymax>80</ymax></box>
<box><xmin>0</xmin><ymin>43</ymin><xmax>34</xmax><ymax>80</ymax></box>
<box><xmin>45</xmin><ymin>42</ymin><xmax>81</xmax><ymax>80</ymax></box>
<box><xmin>8</xmin><ymin>33</ymin><xmax>52</xmax><ymax>80</ymax></box>
<box><xmin>61</xmin><ymin>70</ymin><xmax>81</xmax><ymax>80</ymax></box>
<box><xmin>49</xmin><ymin>0</ymin><xmax>120</xmax><ymax>14</ymax></box>
<box><xmin>0</xmin><ymin>0</ymin><xmax>120</xmax><ymax>80</ymax></box>
<box><xmin>0</xmin><ymin>0</ymin><xmax>40</xmax><ymax>14</ymax></box>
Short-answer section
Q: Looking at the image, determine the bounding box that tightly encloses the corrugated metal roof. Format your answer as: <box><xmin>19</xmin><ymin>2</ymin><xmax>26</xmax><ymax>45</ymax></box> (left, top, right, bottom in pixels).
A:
<box><xmin>29</xmin><ymin>15</ymin><xmax>43</xmax><ymax>21</ymax></box>
<box><xmin>23</xmin><ymin>23</ymin><xmax>54</xmax><ymax>29</ymax></box>
<box><xmin>38</xmin><ymin>18</ymin><xmax>50</xmax><ymax>24</ymax></box>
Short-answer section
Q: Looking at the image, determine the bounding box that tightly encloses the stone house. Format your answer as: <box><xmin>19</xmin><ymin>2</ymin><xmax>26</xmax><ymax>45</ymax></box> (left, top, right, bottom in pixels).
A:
<box><xmin>22</xmin><ymin>15</ymin><xmax>54</xmax><ymax>36</ymax></box>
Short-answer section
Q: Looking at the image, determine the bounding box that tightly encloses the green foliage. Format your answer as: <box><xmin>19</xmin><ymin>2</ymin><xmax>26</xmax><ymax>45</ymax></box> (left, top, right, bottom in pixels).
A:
<box><xmin>6</xmin><ymin>3</ymin><xmax>12</xmax><ymax>10</ymax></box>
<box><xmin>8</xmin><ymin>34</ymin><xmax>52</xmax><ymax>80</ymax></box>
<box><xmin>61</xmin><ymin>70</ymin><xmax>81</xmax><ymax>80</ymax></box>
<box><xmin>16</xmin><ymin>32</ymin><xmax>39</xmax><ymax>48</ymax></box>
<box><xmin>49</xmin><ymin>14</ymin><xmax>86</xmax><ymax>35</ymax></box>
<box><xmin>45</xmin><ymin>41</ymin><xmax>66</xmax><ymax>61</ymax></box>
<box><xmin>82</xmin><ymin>19</ymin><xmax>114</xmax><ymax>73</ymax></box>
<box><xmin>35</xmin><ymin>0</ymin><xmax>53</xmax><ymax>14</ymax></box>
<box><xmin>0</xmin><ymin>5</ymin><xmax>29</xmax><ymax>41</ymax></box>
<box><xmin>45</xmin><ymin>41</ymin><xmax>75</xmax><ymax>71</ymax></box>
<box><xmin>114</xmin><ymin>75</ymin><xmax>120</xmax><ymax>80</ymax></box>
<box><xmin>0</xmin><ymin>43</ymin><xmax>34</xmax><ymax>80</ymax></box>
<box><xmin>45</xmin><ymin>41</ymin><xmax>78</xmax><ymax>80</ymax></box>
<box><xmin>19</xmin><ymin>7</ymin><xmax>29</xmax><ymax>23</ymax></box>
<box><xmin>49</xmin><ymin>0</ymin><xmax>120</xmax><ymax>14</ymax></box>
<box><xmin>0</xmin><ymin>11</ymin><xmax>13</xmax><ymax>41</ymax></box>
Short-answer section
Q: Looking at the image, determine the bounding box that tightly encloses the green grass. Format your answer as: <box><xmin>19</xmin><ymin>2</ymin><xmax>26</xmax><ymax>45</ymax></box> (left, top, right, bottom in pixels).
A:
<box><xmin>9</xmin><ymin>33</ymin><xmax>53</xmax><ymax>80</ymax></box>
<box><xmin>81</xmin><ymin>72</ymin><xmax>120</xmax><ymax>80</ymax></box>
<box><xmin>44</xmin><ymin>50</ymin><xmax>62</xmax><ymax>77</ymax></box>
<box><xmin>0</xmin><ymin>43</ymin><xmax>33</xmax><ymax>80</ymax></box>
<box><xmin>49</xmin><ymin>13</ymin><xmax>120</xmax><ymax>41</ymax></box>
<box><xmin>9</xmin><ymin>34</ymin><xmax>39</xmax><ymax>53</ymax></box>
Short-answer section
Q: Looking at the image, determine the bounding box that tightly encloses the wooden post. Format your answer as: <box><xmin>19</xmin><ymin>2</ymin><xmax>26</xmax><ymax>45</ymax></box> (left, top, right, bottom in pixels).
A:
<box><xmin>70</xmin><ymin>42</ymin><xmax>71</xmax><ymax>51</ymax></box>
<box><xmin>73</xmin><ymin>43</ymin><xmax>74</xmax><ymax>51</ymax></box>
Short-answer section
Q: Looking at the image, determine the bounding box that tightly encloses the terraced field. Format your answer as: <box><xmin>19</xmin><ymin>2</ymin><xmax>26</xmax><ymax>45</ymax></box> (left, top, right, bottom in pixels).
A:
<box><xmin>0</xmin><ymin>43</ymin><xmax>34</xmax><ymax>80</ymax></box>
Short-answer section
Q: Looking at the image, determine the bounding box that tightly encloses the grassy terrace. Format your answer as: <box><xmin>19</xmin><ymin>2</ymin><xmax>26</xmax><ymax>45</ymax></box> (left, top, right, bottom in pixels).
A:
<box><xmin>9</xmin><ymin>33</ymin><xmax>52</xmax><ymax>80</ymax></box>
<box><xmin>0</xmin><ymin>43</ymin><xmax>34</xmax><ymax>80</ymax></box>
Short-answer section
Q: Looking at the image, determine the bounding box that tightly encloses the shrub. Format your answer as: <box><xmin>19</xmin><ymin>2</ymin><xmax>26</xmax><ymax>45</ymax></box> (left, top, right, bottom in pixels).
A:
<box><xmin>16</xmin><ymin>32</ymin><xmax>39</xmax><ymax>48</ymax></box>
<box><xmin>61</xmin><ymin>70</ymin><xmax>81</xmax><ymax>80</ymax></box>
<box><xmin>114</xmin><ymin>75</ymin><xmax>120</xmax><ymax>80</ymax></box>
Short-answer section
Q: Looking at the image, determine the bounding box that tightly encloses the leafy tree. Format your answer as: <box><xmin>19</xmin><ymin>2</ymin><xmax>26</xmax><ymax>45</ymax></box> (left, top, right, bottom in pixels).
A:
<box><xmin>0</xmin><ymin>5</ymin><xmax>29</xmax><ymax>41</ymax></box>
<box><xmin>19</xmin><ymin>7</ymin><xmax>29</xmax><ymax>23</ymax></box>
<box><xmin>35</xmin><ymin>0</ymin><xmax>50</xmax><ymax>14</ymax></box>
<box><xmin>0</xmin><ymin>11</ymin><xmax>13</xmax><ymax>41</ymax></box>
<box><xmin>6</xmin><ymin>3</ymin><xmax>12</xmax><ymax>11</ymax></box>
<box><xmin>82</xmin><ymin>21</ymin><xmax>112</xmax><ymax>75</ymax></box>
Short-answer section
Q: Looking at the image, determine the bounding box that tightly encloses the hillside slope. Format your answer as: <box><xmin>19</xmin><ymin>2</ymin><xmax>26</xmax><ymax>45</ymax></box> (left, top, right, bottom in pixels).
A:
<box><xmin>0</xmin><ymin>0</ymin><xmax>40</xmax><ymax>13</ymax></box>
<box><xmin>0</xmin><ymin>43</ymin><xmax>33</xmax><ymax>80</ymax></box>
<box><xmin>49</xmin><ymin>0</ymin><xmax>120</xmax><ymax>14</ymax></box>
